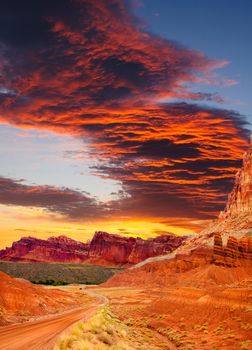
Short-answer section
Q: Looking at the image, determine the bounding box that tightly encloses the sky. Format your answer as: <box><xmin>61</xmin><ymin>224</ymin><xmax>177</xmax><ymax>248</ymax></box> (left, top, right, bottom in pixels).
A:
<box><xmin>0</xmin><ymin>0</ymin><xmax>251</xmax><ymax>248</ymax></box>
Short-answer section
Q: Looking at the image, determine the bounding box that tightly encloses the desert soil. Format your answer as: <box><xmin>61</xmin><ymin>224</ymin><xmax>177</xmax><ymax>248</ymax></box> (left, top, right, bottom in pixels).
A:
<box><xmin>0</xmin><ymin>286</ymin><xmax>108</xmax><ymax>350</ymax></box>
<box><xmin>91</xmin><ymin>282</ymin><xmax>252</xmax><ymax>350</ymax></box>
<box><xmin>1</xmin><ymin>274</ymin><xmax>251</xmax><ymax>349</ymax></box>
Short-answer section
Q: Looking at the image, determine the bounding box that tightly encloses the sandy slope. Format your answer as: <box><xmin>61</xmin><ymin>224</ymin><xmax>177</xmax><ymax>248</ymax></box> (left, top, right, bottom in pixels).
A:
<box><xmin>0</xmin><ymin>288</ymin><xmax>108</xmax><ymax>350</ymax></box>
<box><xmin>0</xmin><ymin>272</ymin><xmax>82</xmax><ymax>325</ymax></box>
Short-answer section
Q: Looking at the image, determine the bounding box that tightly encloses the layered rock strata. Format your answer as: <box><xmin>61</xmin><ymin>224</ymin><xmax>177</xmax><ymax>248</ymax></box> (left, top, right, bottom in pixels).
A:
<box><xmin>213</xmin><ymin>233</ymin><xmax>252</xmax><ymax>266</ymax></box>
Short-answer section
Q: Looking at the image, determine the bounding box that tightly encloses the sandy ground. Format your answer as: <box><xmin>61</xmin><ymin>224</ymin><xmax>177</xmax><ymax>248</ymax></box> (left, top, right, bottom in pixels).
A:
<box><xmin>0</xmin><ymin>278</ymin><xmax>251</xmax><ymax>349</ymax></box>
<box><xmin>91</xmin><ymin>285</ymin><xmax>252</xmax><ymax>350</ymax></box>
<box><xmin>0</xmin><ymin>287</ymin><xmax>108</xmax><ymax>350</ymax></box>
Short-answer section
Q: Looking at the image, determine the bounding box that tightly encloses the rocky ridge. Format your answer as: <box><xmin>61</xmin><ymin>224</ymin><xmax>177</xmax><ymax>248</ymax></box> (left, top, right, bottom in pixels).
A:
<box><xmin>0</xmin><ymin>232</ymin><xmax>186</xmax><ymax>266</ymax></box>
<box><xmin>0</xmin><ymin>236</ymin><xmax>89</xmax><ymax>263</ymax></box>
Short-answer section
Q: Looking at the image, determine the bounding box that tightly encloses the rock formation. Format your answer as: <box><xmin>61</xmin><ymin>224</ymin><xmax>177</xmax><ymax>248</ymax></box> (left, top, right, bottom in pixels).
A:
<box><xmin>220</xmin><ymin>137</ymin><xmax>252</xmax><ymax>220</ymax></box>
<box><xmin>213</xmin><ymin>233</ymin><xmax>252</xmax><ymax>266</ymax></box>
<box><xmin>86</xmin><ymin>231</ymin><xmax>186</xmax><ymax>265</ymax></box>
<box><xmin>0</xmin><ymin>232</ymin><xmax>187</xmax><ymax>266</ymax></box>
<box><xmin>206</xmin><ymin>137</ymin><xmax>252</xmax><ymax>235</ymax></box>
<box><xmin>129</xmin><ymin>234</ymin><xmax>187</xmax><ymax>264</ymax></box>
<box><xmin>0</xmin><ymin>236</ymin><xmax>89</xmax><ymax>263</ymax></box>
<box><xmin>87</xmin><ymin>232</ymin><xmax>136</xmax><ymax>265</ymax></box>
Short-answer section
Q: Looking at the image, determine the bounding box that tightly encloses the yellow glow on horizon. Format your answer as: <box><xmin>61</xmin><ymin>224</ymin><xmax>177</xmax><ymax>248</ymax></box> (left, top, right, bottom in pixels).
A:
<box><xmin>0</xmin><ymin>204</ymin><xmax>205</xmax><ymax>249</ymax></box>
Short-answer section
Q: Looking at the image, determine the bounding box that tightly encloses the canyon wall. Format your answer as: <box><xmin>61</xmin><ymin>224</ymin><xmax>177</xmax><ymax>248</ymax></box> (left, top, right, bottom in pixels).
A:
<box><xmin>0</xmin><ymin>232</ymin><xmax>187</xmax><ymax>266</ymax></box>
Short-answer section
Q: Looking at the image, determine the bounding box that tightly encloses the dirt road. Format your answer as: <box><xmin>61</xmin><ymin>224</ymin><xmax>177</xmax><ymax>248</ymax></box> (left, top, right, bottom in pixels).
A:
<box><xmin>0</xmin><ymin>290</ymin><xmax>108</xmax><ymax>350</ymax></box>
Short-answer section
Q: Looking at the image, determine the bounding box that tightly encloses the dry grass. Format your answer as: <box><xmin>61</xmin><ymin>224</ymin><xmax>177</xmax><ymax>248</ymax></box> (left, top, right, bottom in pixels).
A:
<box><xmin>54</xmin><ymin>307</ymin><xmax>134</xmax><ymax>350</ymax></box>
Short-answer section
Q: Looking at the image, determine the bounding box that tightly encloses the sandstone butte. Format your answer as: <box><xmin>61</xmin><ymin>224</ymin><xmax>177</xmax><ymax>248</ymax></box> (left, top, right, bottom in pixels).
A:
<box><xmin>104</xmin><ymin>139</ymin><xmax>252</xmax><ymax>287</ymax></box>
<box><xmin>0</xmin><ymin>231</ymin><xmax>186</xmax><ymax>266</ymax></box>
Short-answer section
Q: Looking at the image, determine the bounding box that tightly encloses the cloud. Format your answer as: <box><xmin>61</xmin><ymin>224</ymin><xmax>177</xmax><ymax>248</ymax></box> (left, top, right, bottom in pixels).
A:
<box><xmin>86</xmin><ymin>103</ymin><xmax>248</xmax><ymax>219</ymax></box>
<box><xmin>0</xmin><ymin>0</ymin><xmax>226</xmax><ymax>129</ymax></box>
<box><xmin>0</xmin><ymin>176</ymin><xmax>107</xmax><ymax>219</ymax></box>
<box><xmin>0</xmin><ymin>0</ymin><xmax>250</xmax><ymax>228</ymax></box>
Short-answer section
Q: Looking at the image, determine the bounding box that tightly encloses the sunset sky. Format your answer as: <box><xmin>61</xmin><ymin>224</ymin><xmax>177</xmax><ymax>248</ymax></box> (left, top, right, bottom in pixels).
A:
<box><xmin>0</xmin><ymin>0</ymin><xmax>251</xmax><ymax>248</ymax></box>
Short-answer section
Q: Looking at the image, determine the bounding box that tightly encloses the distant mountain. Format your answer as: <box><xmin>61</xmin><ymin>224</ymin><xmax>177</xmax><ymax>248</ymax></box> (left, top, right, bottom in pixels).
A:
<box><xmin>0</xmin><ymin>232</ymin><xmax>187</xmax><ymax>266</ymax></box>
<box><xmin>86</xmin><ymin>231</ymin><xmax>186</xmax><ymax>265</ymax></box>
<box><xmin>0</xmin><ymin>235</ymin><xmax>89</xmax><ymax>263</ymax></box>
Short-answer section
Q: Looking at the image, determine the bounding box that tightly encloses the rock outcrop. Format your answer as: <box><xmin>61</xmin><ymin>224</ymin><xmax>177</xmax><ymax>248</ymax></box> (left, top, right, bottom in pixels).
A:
<box><xmin>0</xmin><ymin>236</ymin><xmax>89</xmax><ymax>263</ymax></box>
<box><xmin>213</xmin><ymin>233</ymin><xmax>252</xmax><ymax>266</ymax></box>
<box><xmin>0</xmin><ymin>232</ymin><xmax>187</xmax><ymax>266</ymax></box>
<box><xmin>206</xmin><ymin>138</ymin><xmax>252</xmax><ymax>235</ymax></box>
<box><xmin>220</xmin><ymin>138</ymin><xmax>252</xmax><ymax>220</ymax></box>
<box><xmin>86</xmin><ymin>231</ymin><xmax>186</xmax><ymax>265</ymax></box>
<box><xmin>128</xmin><ymin>234</ymin><xmax>187</xmax><ymax>264</ymax></box>
<box><xmin>87</xmin><ymin>232</ymin><xmax>136</xmax><ymax>265</ymax></box>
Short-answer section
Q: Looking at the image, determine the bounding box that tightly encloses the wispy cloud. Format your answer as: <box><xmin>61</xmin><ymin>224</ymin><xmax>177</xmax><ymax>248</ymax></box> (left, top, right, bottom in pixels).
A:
<box><xmin>0</xmin><ymin>176</ymin><xmax>107</xmax><ymax>219</ymax></box>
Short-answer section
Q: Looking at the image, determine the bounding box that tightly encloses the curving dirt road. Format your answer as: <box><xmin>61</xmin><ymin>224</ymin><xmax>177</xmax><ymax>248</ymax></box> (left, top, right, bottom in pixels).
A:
<box><xmin>0</xmin><ymin>290</ymin><xmax>108</xmax><ymax>350</ymax></box>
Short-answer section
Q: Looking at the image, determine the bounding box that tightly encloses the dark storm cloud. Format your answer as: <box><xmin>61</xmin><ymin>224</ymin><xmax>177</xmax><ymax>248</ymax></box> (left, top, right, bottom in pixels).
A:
<box><xmin>136</xmin><ymin>140</ymin><xmax>200</xmax><ymax>159</ymax></box>
<box><xmin>0</xmin><ymin>0</ymin><xmax>80</xmax><ymax>47</ymax></box>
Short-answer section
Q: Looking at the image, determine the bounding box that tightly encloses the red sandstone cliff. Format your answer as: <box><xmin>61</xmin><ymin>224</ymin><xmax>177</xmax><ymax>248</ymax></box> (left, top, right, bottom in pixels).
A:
<box><xmin>86</xmin><ymin>231</ymin><xmax>186</xmax><ymax>265</ymax></box>
<box><xmin>220</xmin><ymin>140</ymin><xmax>252</xmax><ymax>220</ymax></box>
<box><xmin>104</xmin><ymin>234</ymin><xmax>252</xmax><ymax>288</ymax></box>
<box><xmin>206</xmin><ymin>139</ymin><xmax>252</xmax><ymax>234</ymax></box>
<box><xmin>212</xmin><ymin>232</ymin><xmax>252</xmax><ymax>266</ymax></box>
<box><xmin>0</xmin><ymin>232</ymin><xmax>186</xmax><ymax>266</ymax></box>
<box><xmin>0</xmin><ymin>236</ymin><xmax>89</xmax><ymax>263</ymax></box>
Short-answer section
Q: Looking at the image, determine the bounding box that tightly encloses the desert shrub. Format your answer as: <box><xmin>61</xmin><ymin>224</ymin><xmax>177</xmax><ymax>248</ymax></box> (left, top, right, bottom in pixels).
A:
<box><xmin>239</xmin><ymin>322</ymin><xmax>252</xmax><ymax>331</ymax></box>
<box><xmin>0</xmin><ymin>307</ymin><xmax>6</xmax><ymax>318</ymax></box>
<box><xmin>239</xmin><ymin>340</ymin><xmax>252</xmax><ymax>350</ymax></box>
<box><xmin>31</xmin><ymin>279</ymin><xmax>68</xmax><ymax>286</ymax></box>
<box><xmin>54</xmin><ymin>307</ymin><xmax>134</xmax><ymax>350</ymax></box>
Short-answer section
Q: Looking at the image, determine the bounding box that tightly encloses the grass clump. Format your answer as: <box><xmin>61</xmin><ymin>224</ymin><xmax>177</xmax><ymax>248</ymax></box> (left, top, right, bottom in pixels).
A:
<box><xmin>214</xmin><ymin>326</ymin><xmax>224</xmax><ymax>335</ymax></box>
<box><xmin>239</xmin><ymin>322</ymin><xmax>252</xmax><ymax>331</ymax></box>
<box><xmin>54</xmin><ymin>307</ymin><xmax>134</xmax><ymax>350</ymax></box>
<box><xmin>0</xmin><ymin>307</ymin><xmax>6</xmax><ymax>316</ymax></box>
<box><xmin>239</xmin><ymin>340</ymin><xmax>252</xmax><ymax>350</ymax></box>
<box><xmin>15</xmin><ymin>309</ymin><xmax>31</xmax><ymax>316</ymax></box>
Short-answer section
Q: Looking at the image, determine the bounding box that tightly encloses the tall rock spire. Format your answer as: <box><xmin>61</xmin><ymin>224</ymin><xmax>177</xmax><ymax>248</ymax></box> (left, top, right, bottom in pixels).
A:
<box><xmin>219</xmin><ymin>138</ymin><xmax>252</xmax><ymax>220</ymax></box>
